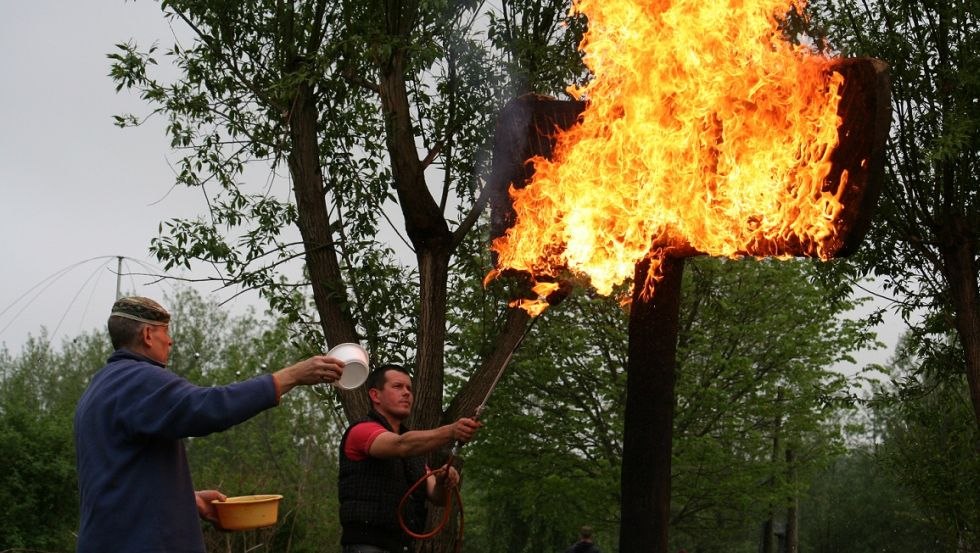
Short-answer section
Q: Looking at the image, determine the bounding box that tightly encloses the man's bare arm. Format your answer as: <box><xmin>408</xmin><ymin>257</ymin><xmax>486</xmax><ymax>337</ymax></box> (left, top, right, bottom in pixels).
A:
<box><xmin>368</xmin><ymin>418</ymin><xmax>480</xmax><ymax>459</ymax></box>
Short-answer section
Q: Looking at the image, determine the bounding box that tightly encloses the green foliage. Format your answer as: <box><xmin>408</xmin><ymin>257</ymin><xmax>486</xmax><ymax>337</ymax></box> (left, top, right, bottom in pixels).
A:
<box><xmin>109</xmin><ymin>0</ymin><xmax>383</xmax><ymax>326</ymax></box>
<box><xmin>874</xmin><ymin>336</ymin><xmax>980</xmax><ymax>549</ymax></box>
<box><xmin>0</xmin><ymin>405</ymin><xmax>78</xmax><ymax>551</ymax></box>
<box><xmin>801</xmin><ymin>332</ymin><xmax>980</xmax><ymax>552</ymax></box>
<box><xmin>343</xmin><ymin>247</ymin><xmax>421</xmax><ymax>365</ymax></box>
<box><xmin>454</xmin><ymin>257</ymin><xmax>871</xmax><ymax>553</ymax></box>
<box><xmin>485</xmin><ymin>0</ymin><xmax>590</xmax><ymax>97</ymax></box>
<box><xmin>805</xmin><ymin>0</ymin><xmax>980</xmax><ymax>408</ymax></box>
<box><xmin>670</xmin><ymin>258</ymin><xmax>866</xmax><ymax>552</ymax></box>
<box><xmin>800</xmin><ymin>449</ymin><xmax>936</xmax><ymax>553</ymax></box>
<box><xmin>0</xmin><ymin>332</ymin><xmax>110</xmax><ymax>551</ymax></box>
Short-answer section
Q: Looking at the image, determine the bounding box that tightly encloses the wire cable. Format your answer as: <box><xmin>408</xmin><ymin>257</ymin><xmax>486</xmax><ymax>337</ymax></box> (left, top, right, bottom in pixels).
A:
<box><xmin>0</xmin><ymin>256</ymin><xmax>114</xmax><ymax>336</ymax></box>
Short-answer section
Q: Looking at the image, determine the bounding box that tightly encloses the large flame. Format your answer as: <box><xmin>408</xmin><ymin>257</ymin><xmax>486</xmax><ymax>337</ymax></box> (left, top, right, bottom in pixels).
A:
<box><xmin>492</xmin><ymin>0</ymin><xmax>845</xmax><ymax>308</ymax></box>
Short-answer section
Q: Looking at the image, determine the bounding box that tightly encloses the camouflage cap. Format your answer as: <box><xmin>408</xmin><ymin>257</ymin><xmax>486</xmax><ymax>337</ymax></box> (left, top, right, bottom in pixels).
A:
<box><xmin>109</xmin><ymin>296</ymin><xmax>170</xmax><ymax>326</ymax></box>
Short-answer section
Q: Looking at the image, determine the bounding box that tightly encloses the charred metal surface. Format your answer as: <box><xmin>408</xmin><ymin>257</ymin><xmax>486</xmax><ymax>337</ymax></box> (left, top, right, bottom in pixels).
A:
<box><xmin>487</xmin><ymin>94</ymin><xmax>586</xmax><ymax>245</ymax></box>
<box><xmin>487</xmin><ymin>59</ymin><xmax>890</xmax><ymax>261</ymax></box>
<box><xmin>824</xmin><ymin>57</ymin><xmax>891</xmax><ymax>257</ymax></box>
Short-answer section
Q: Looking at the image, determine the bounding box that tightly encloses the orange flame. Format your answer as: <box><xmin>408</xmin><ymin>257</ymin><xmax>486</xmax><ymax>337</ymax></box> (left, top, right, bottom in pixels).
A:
<box><xmin>491</xmin><ymin>0</ymin><xmax>845</xmax><ymax>302</ymax></box>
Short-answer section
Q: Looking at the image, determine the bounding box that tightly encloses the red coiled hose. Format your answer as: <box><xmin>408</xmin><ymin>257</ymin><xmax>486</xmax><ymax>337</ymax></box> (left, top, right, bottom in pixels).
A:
<box><xmin>397</xmin><ymin>456</ymin><xmax>464</xmax><ymax>553</ymax></box>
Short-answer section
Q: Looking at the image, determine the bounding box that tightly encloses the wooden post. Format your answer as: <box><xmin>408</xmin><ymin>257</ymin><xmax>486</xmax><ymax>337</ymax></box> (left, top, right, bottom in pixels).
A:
<box><xmin>620</xmin><ymin>257</ymin><xmax>685</xmax><ymax>552</ymax></box>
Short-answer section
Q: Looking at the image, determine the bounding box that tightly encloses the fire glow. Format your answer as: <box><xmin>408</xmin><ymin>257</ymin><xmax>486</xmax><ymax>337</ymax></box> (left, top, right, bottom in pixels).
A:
<box><xmin>490</xmin><ymin>0</ymin><xmax>847</xmax><ymax>308</ymax></box>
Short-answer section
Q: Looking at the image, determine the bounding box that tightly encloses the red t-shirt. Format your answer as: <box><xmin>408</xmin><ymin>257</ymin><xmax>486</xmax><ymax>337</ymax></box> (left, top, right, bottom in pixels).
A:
<box><xmin>344</xmin><ymin>421</ymin><xmax>388</xmax><ymax>461</ymax></box>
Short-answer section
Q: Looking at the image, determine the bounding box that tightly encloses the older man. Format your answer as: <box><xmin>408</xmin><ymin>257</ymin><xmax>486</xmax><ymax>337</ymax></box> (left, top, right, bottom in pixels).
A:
<box><xmin>74</xmin><ymin>296</ymin><xmax>344</xmax><ymax>553</ymax></box>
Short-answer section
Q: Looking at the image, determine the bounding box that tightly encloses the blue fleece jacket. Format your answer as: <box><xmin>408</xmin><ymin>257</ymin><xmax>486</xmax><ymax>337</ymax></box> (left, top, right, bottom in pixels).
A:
<box><xmin>74</xmin><ymin>349</ymin><xmax>279</xmax><ymax>553</ymax></box>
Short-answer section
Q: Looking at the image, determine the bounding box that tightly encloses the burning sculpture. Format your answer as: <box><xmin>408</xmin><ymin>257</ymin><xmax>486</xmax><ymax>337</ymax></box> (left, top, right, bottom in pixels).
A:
<box><xmin>486</xmin><ymin>0</ymin><xmax>889</xmax><ymax>550</ymax></box>
<box><xmin>489</xmin><ymin>0</ymin><xmax>889</xmax><ymax>310</ymax></box>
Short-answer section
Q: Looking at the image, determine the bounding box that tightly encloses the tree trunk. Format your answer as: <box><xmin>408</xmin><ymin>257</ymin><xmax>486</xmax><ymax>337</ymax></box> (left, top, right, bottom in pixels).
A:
<box><xmin>937</xmin><ymin>215</ymin><xmax>980</xmax><ymax>430</ymax></box>
<box><xmin>761</xmin><ymin>519</ymin><xmax>776</xmax><ymax>553</ymax></box>
<box><xmin>286</xmin><ymin>79</ymin><xmax>368</xmax><ymax>420</ymax></box>
<box><xmin>620</xmin><ymin>257</ymin><xmax>684</xmax><ymax>553</ymax></box>
<box><xmin>377</xmin><ymin>47</ymin><xmax>453</xmax><ymax>432</ymax></box>
<box><xmin>762</xmin><ymin>394</ymin><xmax>783</xmax><ymax>553</ymax></box>
<box><xmin>446</xmin><ymin>307</ymin><xmax>533</xmax><ymax>420</ymax></box>
<box><xmin>785</xmin><ymin>448</ymin><xmax>799</xmax><ymax>553</ymax></box>
<box><xmin>414</xmin><ymin>247</ymin><xmax>451</xmax><ymax>431</ymax></box>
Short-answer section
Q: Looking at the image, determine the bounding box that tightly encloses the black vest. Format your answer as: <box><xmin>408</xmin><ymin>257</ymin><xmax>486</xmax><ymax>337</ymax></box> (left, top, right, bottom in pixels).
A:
<box><xmin>338</xmin><ymin>410</ymin><xmax>428</xmax><ymax>551</ymax></box>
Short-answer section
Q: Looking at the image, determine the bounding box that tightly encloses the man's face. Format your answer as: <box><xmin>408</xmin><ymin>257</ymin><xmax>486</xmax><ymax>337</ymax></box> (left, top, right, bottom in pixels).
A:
<box><xmin>371</xmin><ymin>369</ymin><xmax>414</xmax><ymax>421</ymax></box>
<box><xmin>143</xmin><ymin>324</ymin><xmax>173</xmax><ymax>365</ymax></box>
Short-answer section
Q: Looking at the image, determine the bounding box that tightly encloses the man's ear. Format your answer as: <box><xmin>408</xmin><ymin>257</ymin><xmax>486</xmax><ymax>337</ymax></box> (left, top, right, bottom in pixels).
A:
<box><xmin>367</xmin><ymin>387</ymin><xmax>380</xmax><ymax>403</ymax></box>
<box><xmin>139</xmin><ymin>325</ymin><xmax>154</xmax><ymax>347</ymax></box>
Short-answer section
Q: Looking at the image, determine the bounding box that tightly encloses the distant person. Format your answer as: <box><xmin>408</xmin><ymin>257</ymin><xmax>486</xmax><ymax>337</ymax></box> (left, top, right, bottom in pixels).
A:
<box><xmin>338</xmin><ymin>364</ymin><xmax>482</xmax><ymax>552</ymax></box>
<box><xmin>74</xmin><ymin>296</ymin><xmax>345</xmax><ymax>553</ymax></box>
<box><xmin>565</xmin><ymin>525</ymin><xmax>602</xmax><ymax>553</ymax></box>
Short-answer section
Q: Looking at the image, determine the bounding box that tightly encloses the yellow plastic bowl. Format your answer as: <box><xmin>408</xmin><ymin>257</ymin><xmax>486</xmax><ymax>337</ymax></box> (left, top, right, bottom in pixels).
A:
<box><xmin>212</xmin><ymin>494</ymin><xmax>283</xmax><ymax>531</ymax></box>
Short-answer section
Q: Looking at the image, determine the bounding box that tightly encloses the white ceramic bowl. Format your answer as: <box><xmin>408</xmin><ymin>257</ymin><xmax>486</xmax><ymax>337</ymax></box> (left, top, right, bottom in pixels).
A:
<box><xmin>327</xmin><ymin>343</ymin><xmax>369</xmax><ymax>389</ymax></box>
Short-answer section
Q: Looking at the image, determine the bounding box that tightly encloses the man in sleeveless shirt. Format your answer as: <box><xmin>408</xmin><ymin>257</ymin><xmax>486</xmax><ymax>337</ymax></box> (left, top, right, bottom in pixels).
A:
<box><xmin>338</xmin><ymin>364</ymin><xmax>481</xmax><ymax>553</ymax></box>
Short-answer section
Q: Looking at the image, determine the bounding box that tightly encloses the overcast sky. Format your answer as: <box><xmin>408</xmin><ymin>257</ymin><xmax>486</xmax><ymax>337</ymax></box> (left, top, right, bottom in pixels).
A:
<box><xmin>0</xmin><ymin>1</ymin><xmax>904</xmax><ymax>373</ymax></box>
<box><xmin>0</xmin><ymin>1</ymin><xmax>266</xmax><ymax>350</ymax></box>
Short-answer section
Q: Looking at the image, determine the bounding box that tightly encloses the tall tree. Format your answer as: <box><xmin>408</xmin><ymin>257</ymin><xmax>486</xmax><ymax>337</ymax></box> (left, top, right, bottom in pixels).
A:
<box><xmin>802</xmin><ymin>332</ymin><xmax>980</xmax><ymax>553</ymax></box>
<box><xmin>109</xmin><ymin>1</ymin><xmax>586</xmax><ymax>437</ymax></box>
<box><xmin>809</xmin><ymin>0</ymin><xmax>980</xmax><ymax>427</ymax></box>
<box><xmin>111</xmin><ymin>4</ymin><xmax>588</xmax><ymax>551</ymax></box>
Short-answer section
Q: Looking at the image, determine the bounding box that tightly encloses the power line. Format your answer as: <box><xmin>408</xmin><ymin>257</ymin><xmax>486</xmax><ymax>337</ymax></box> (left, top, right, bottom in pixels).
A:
<box><xmin>0</xmin><ymin>256</ymin><xmax>116</xmax><ymax>336</ymax></box>
<box><xmin>49</xmin><ymin>258</ymin><xmax>116</xmax><ymax>344</ymax></box>
<box><xmin>0</xmin><ymin>255</ymin><xmax>171</xmax><ymax>343</ymax></box>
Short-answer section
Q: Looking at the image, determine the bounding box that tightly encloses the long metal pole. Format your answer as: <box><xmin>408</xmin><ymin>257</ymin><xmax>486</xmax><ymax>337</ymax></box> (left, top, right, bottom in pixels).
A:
<box><xmin>450</xmin><ymin>315</ymin><xmax>540</xmax><ymax>458</ymax></box>
<box><xmin>474</xmin><ymin>315</ymin><xmax>539</xmax><ymax>417</ymax></box>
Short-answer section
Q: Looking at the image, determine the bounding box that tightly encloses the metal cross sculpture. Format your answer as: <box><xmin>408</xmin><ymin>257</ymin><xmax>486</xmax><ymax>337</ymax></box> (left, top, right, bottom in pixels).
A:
<box><xmin>487</xmin><ymin>53</ymin><xmax>889</xmax><ymax>552</ymax></box>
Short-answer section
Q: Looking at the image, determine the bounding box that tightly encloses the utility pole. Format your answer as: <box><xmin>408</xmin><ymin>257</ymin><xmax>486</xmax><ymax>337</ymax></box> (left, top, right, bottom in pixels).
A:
<box><xmin>115</xmin><ymin>256</ymin><xmax>123</xmax><ymax>300</ymax></box>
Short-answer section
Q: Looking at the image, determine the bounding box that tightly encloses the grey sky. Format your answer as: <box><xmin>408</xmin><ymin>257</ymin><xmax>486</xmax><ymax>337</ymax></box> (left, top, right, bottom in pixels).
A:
<box><xmin>0</xmin><ymin>1</ymin><xmax>258</xmax><ymax>349</ymax></box>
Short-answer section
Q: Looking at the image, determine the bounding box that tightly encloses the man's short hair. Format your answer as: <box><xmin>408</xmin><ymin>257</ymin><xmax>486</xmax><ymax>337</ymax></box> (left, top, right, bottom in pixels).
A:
<box><xmin>366</xmin><ymin>363</ymin><xmax>411</xmax><ymax>391</ymax></box>
<box><xmin>107</xmin><ymin>296</ymin><xmax>170</xmax><ymax>349</ymax></box>
<box><xmin>579</xmin><ymin>525</ymin><xmax>594</xmax><ymax>539</ymax></box>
